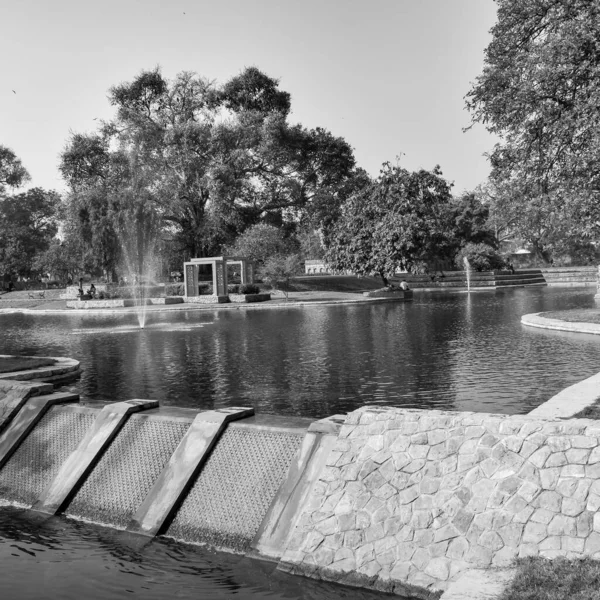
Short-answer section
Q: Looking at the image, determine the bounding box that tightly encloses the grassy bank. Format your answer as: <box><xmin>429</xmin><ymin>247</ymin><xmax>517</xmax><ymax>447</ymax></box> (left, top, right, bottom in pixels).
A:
<box><xmin>541</xmin><ymin>309</ymin><xmax>600</xmax><ymax>324</ymax></box>
<box><xmin>499</xmin><ymin>557</ymin><xmax>600</xmax><ymax>600</ymax></box>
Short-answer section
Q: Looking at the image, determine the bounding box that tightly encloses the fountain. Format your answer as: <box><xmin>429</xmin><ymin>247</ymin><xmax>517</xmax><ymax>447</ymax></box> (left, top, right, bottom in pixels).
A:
<box><xmin>463</xmin><ymin>255</ymin><xmax>472</xmax><ymax>292</ymax></box>
<box><xmin>117</xmin><ymin>202</ymin><xmax>162</xmax><ymax>330</ymax></box>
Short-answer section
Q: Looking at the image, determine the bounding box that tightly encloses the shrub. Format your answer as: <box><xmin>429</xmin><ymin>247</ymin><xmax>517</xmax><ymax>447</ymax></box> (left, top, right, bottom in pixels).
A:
<box><xmin>455</xmin><ymin>243</ymin><xmax>506</xmax><ymax>272</ymax></box>
<box><xmin>165</xmin><ymin>283</ymin><xmax>184</xmax><ymax>296</ymax></box>
<box><xmin>239</xmin><ymin>283</ymin><xmax>260</xmax><ymax>294</ymax></box>
<box><xmin>198</xmin><ymin>283</ymin><xmax>213</xmax><ymax>295</ymax></box>
<box><xmin>228</xmin><ymin>284</ymin><xmax>240</xmax><ymax>294</ymax></box>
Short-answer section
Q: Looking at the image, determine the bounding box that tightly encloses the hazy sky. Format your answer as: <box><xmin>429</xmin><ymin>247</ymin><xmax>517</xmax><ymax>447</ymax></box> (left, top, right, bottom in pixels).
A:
<box><xmin>1</xmin><ymin>0</ymin><xmax>498</xmax><ymax>195</ymax></box>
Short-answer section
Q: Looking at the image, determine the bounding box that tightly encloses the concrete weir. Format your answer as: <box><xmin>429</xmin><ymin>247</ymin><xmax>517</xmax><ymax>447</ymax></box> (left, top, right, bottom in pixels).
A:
<box><xmin>6</xmin><ymin>382</ymin><xmax>600</xmax><ymax>598</ymax></box>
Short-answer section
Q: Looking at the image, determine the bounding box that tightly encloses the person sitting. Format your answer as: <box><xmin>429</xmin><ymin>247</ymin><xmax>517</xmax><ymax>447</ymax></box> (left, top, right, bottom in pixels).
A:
<box><xmin>87</xmin><ymin>283</ymin><xmax>97</xmax><ymax>298</ymax></box>
<box><xmin>400</xmin><ymin>280</ymin><xmax>410</xmax><ymax>290</ymax></box>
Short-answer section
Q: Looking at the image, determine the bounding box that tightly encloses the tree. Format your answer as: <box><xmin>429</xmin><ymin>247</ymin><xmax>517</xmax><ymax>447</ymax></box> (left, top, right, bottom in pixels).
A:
<box><xmin>33</xmin><ymin>240</ymin><xmax>81</xmax><ymax>283</ymax></box>
<box><xmin>260</xmin><ymin>254</ymin><xmax>302</xmax><ymax>300</ymax></box>
<box><xmin>324</xmin><ymin>164</ymin><xmax>456</xmax><ymax>284</ymax></box>
<box><xmin>0</xmin><ymin>145</ymin><xmax>30</xmax><ymax>193</ymax></box>
<box><xmin>450</xmin><ymin>192</ymin><xmax>497</xmax><ymax>249</ymax></box>
<box><xmin>61</xmin><ymin>67</ymin><xmax>357</xmax><ymax>273</ymax></box>
<box><xmin>297</xmin><ymin>229</ymin><xmax>325</xmax><ymax>260</ymax></box>
<box><xmin>466</xmin><ymin>0</ymin><xmax>600</xmax><ymax>240</ymax></box>
<box><xmin>0</xmin><ymin>188</ymin><xmax>60</xmax><ymax>279</ymax></box>
<box><xmin>455</xmin><ymin>243</ymin><xmax>506</xmax><ymax>272</ymax></box>
<box><xmin>475</xmin><ymin>178</ymin><xmax>577</xmax><ymax>262</ymax></box>
<box><xmin>224</xmin><ymin>223</ymin><xmax>297</xmax><ymax>264</ymax></box>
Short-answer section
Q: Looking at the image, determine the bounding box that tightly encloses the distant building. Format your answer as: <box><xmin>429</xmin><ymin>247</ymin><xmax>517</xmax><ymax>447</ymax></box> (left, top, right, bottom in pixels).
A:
<box><xmin>304</xmin><ymin>259</ymin><xmax>329</xmax><ymax>275</ymax></box>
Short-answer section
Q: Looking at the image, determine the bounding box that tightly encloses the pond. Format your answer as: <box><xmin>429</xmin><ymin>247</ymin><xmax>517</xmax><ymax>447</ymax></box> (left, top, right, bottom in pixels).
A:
<box><xmin>1</xmin><ymin>286</ymin><xmax>600</xmax><ymax>599</ymax></box>
<box><xmin>2</xmin><ymin>286</ymin><xmax>600</xmax><ymax>417</ymax></box>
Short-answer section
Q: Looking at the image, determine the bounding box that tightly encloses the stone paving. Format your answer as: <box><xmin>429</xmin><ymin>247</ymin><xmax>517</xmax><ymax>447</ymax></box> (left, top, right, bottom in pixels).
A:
<box><xmin>279</xmin><ymin>406</ymin><xmax>600</xmax><ymax>597</ymax></box>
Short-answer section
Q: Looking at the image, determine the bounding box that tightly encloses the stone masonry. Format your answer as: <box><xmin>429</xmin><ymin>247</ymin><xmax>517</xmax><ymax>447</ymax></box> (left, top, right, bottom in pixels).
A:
<box><xmin>279</xmin><ymin>406</ymin><xmax>600</xmax><ymax>598</ymax></box>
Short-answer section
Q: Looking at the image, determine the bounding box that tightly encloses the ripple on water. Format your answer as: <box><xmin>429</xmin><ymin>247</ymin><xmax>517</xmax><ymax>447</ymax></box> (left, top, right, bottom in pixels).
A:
<box><xmin>0</xmin><ymin>506</ymin><xmax>406</xmax><ymax>600</ymax></box>
<box><xmin>1</xmin><ymin>287</ymin><xmax>599</xmax><ymax>417</ymax></box>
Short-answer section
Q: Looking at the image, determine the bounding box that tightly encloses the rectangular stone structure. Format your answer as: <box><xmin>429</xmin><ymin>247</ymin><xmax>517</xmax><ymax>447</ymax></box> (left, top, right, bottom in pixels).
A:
<box><xmin>33</xmin><ymin>399</ymin><xmax>158</xmax><ymax>515</ymax></box>
<box><xmin>0</xmin><ymin>392</ymin><xmax>79</xmax><ymax>469</ymax></box>
<box><xmin>127</xmin><ymin>406</ymin><xmax>254</xmax><ymax>537</ymax></box>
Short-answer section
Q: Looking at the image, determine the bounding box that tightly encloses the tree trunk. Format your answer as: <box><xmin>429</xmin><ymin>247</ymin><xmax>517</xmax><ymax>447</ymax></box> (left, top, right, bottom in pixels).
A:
<box><xmin>379</xmin><ymin>271</ymin><xmax>389</xmax><ymax>286</ymax></box>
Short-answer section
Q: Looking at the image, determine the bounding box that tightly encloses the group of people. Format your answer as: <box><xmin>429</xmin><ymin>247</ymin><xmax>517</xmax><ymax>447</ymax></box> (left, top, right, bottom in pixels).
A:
<box><xmin>77</xmin><ymin>279</ymin><xmax>97</xmax><ymax>299</ymax></box>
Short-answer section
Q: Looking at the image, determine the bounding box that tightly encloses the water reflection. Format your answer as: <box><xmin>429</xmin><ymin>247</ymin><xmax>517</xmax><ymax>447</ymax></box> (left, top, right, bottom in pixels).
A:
<box><xmin>0</xmin><ymin>506</ymin><xmax>398</xmax><ymax>600</ymax></box>
<box><xmin>1</xmin><ymin>287</ymin><xmax>600</xmax><ymax>417</ymax></box>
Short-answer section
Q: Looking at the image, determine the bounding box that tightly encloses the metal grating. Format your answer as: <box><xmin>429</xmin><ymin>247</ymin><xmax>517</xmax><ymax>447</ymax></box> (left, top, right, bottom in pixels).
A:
<box><xmin>0</xmin><ymin>406</ymin><xmax>95</xmax><ymax>506</ymax></box>
<box><xmin>66</xmin><ymin>418</ymin><xmax>190</xmax><ymax>529</ymax></box>
<box><xmin>167</xmin><ymin>426</ymin><xmax>303</xmax><ymax>552</ymax></box>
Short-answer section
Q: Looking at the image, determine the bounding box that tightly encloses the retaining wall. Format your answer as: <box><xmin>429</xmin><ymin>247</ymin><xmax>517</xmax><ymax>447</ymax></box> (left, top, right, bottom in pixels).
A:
<box><xmin>278</xmin><ymin>406</ymin><xmax>600</xmax><ymax>598</ymax></box>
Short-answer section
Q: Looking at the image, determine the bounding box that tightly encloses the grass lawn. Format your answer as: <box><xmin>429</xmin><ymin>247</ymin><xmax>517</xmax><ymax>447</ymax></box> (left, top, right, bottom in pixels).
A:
<box><xmin>499</xmin><ymin>557</ymin><xmax>600</xmax><ymax>600</ymax></box>
<box><xmin>541</xmin><ymin>309</ymin><xmax>600</xmax><ymax>324</ymax></box>
<box><xmin>0</xmin><ymin>356</ymin><xmax>55</xmax><ymax>374</ymax></box>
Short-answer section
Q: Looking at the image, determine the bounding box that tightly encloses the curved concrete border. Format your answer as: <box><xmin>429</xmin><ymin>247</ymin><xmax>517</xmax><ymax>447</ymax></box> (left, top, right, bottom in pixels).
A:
<box><xmin>0</xmin><ymin>355</ymin><xmax>81</xmax><ymax>385</ymax></box>
<box><xmin>522</xmin><ymin>312</ymin><xmax>600</xmax><ymax>335</ymax></box>
<box><xmin>528</xmin><ymin>370</ymin><xmax>600</xmax><ymax>420</ymax></box>
<box><xmin>0</xmin><ymin>295</ymin><xmax>412</xmax><ymax>316</ymax></box>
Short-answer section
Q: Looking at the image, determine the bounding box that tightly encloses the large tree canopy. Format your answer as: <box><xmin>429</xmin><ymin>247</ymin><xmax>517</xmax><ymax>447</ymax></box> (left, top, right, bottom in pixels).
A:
<box><xmin>324</xmin><ymin>164</ymin><xmax>456</xmax><ymax>284</ymax></box>
<box><xmin>466</xmin><ymin>0</ymin><xmax>600</xmax><ymax>244</ymax></box>
<box><xmin>0</xmin><ymin>145</ymin><xmax>30</xmax><ymax>193</ymax></box>
<box><xmin>60</xmin><ymin>67</ymin><xmax>357</xmax><ymax>275</ymax></box>
<box><xmin>0</xmin><ymin>188</ymin><xmax>60</xmax><ymax>279</ymax></box>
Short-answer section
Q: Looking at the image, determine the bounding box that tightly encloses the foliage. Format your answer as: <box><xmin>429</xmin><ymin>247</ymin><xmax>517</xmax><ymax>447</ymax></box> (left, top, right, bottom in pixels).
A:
<box><xmin>239</xmin><ymin>283</ymin><xmax>260</xmax><ymax>294</ymax></box>
<box><xmin>61</xmin><ymin>67</ymin><xmax>357</xmax><ymax>275</ymax></box>
<box><xmin>33</xmin><ymin>240</ymin><xmax>81</xmax><ymax>283</ymax></box>
<box><xmin>0</xmin><ymin>145</ymin><xmax>30</xmax><ymax>193</ymax></box>
<box><xmin>0</xmin><ymin>188</ymin><xmax>60</xmax><ymax>279</ymax></box>
<box><xmin>466</xmin><ymin>0</ymin><xmax>600</xmax><ymax>242</ymax></box>
<box><xmin>550</xmin><ymin>239</ymin><xmax>599</xmax><ymax>266</ymax></box>
<box><xmin>324</xmin><ymin>164</ymin><xmax>456</xmax><ymax>284</ymax></box>
<box><xmin>449</xmin><ymin>192</ymin><xmax>496</xmax><ymax>248</ymax></box>
<box><xmin>225</xmin><ymin>223</ymin><xmax>297</xmax><ymax>264</ymax></box>
<box><xmin>297</xmin><ymin>229</ymin><xmax>325</xmax><ymax>260</ymax></box>
<box><xmin>260</xmin><ymin>254</ymin><xmax>302</xmax><ymax>299</ymax></box>
<box><xmin>165</xmin><ymin>283</ymin><xmax>184</xmax><ymax>296</ymax></box>
<box><xmin>455</xmin><ymin>242</ymin><xmax>506</xmax><ymax>272</ymax></box>
<box><xmin>475</xmin><ymin>178</ymin><xmax>576</xmax><ymax>263</ymax></box>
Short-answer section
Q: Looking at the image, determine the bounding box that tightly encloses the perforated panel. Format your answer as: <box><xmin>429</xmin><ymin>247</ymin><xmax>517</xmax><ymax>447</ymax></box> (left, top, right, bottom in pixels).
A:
<box><xmin>0</xmin><ymin>406</ymin><xmax>95</xmax><ymax>506</ymax></box>
<box><xmin>66</xmin><ymin>418</ymin><xmax>190</xmax><ymax>528</ymax></box>
<box><xmin>167</xmin><ymin>426</ymin><xmax>303</xmax><ymax>552</ymax></box>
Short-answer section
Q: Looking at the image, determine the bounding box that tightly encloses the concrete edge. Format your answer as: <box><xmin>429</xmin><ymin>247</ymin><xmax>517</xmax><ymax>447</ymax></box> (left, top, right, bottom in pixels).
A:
<box><xmin>439</xmin><ymin>568</ymin><xmax>515</xmax><ymax>600</ymax></box>
<box><xmin>0</xmin><ymin>295</ymin><xmax>414</xmax><ymax>316</ymax></box>
<box><xmin>521</xmin><ymin>312</ymin><xmax>600</xmax><ymax>336</ymax></box>
<box><xmin>529</xmin><ymin>369</ymin><xmax>600</xmax><ymax>420</ymax></box>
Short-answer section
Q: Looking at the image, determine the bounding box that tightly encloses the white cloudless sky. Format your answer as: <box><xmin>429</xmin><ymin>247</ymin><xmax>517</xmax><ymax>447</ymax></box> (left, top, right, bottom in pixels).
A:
<box><xmin>1</xmin><ymin>0</ymin><xmax>498</xmax><ymax>195</ymax></box>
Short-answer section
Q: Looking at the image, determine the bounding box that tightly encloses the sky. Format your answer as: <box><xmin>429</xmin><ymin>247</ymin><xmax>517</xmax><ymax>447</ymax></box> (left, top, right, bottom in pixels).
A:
<box><xmin>1</xmin><ymin>0</ymin><xmax>498</xmax><ymax>195</ymax></box>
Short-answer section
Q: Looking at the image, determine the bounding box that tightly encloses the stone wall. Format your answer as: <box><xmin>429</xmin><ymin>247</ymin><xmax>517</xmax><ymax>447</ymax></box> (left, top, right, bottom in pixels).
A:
<box><xmin>279</xmin><ymin>406</ymin><xmax>600</xmax><ymax>598</ymax></box>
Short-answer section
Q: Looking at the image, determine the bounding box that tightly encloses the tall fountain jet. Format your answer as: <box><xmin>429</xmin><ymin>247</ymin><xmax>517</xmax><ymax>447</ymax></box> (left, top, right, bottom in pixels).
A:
<box><xmin>463</xmin><ymin>256</ymin><xmax>472</xmax><ymax>293</ymax></box>
<box><xmin>122</xmin><ymin>232</ymin><xmax>159</xmax><ymax>329</ymax></box>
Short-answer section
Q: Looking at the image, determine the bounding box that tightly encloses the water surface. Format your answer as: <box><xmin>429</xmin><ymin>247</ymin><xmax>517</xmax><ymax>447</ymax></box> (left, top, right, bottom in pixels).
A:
<box><xmin>0</xmin><ymin>507</ymin><xmax>395</xmax><ymax>600</ymax></box>
<box><xmin>1</xmin><ymin>287</ymin><xmax>599</xmax><ymax>416</ymax></box>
